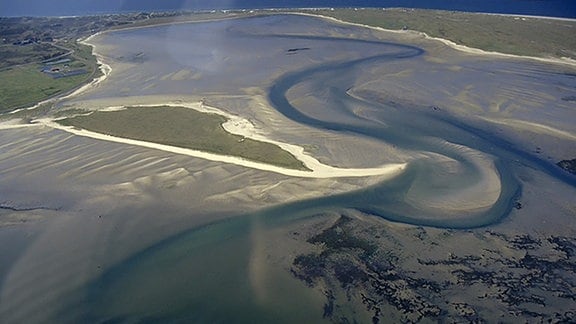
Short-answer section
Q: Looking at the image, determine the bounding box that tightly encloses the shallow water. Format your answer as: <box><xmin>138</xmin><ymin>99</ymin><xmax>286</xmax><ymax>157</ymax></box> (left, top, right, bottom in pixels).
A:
<box><xmin>1</xmin><ymin>14</ymin><xmax>575</xmax><ymax>322</ymax></box>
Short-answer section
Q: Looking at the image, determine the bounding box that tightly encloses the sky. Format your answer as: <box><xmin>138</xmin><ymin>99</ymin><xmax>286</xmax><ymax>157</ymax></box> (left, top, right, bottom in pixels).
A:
<box><xmin>1</xmin><ymin>0</ymin><xmax>575</xmax><ymax>17</ymax></box>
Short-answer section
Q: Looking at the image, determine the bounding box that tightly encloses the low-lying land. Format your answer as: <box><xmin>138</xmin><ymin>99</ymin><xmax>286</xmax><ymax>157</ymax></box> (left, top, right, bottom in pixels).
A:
<box><xmin>0</xmin><ymin>41</ymin><xmax>99</xmax><ymax>112</ymax></box>
<box><xmin>0</xmin><ymin>42</ymin><xmax>64</xmax><ymax>69</ymax></box>
<box><xmin>307</xmin><ymin>8</ymin><xmax>576</xmax><ymax>60</ymax></box>
<box><xmin>0</xmin><ymin>11</ymin><xmax>243</xmax><ymax>113</ymax></box>
<box><xmin>57</xmin><ymin>106</ymin><xmax>309</xmax><ymax>171</ymax></box>
<box><xmin>2</xmin><ymin>8</ymin><xmax>574</xmax><ymax>114</ymax></box>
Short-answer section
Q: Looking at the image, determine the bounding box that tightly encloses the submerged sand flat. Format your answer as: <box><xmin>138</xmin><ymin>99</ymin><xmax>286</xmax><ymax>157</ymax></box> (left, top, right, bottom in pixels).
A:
<box><xmin>0</xmin><ymin>14</ymin><xmax>575</xmax><ymax>322</ymax></box>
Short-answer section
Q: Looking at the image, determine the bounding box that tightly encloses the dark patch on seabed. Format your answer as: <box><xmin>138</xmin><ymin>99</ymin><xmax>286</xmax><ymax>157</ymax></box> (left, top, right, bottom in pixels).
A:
<box><xmin>291</xmin><ymin>214</ymin><xmax>576</xmax><ymax>323</ymax></box>
<box><xmin>22</xmin><ymin>14</ymin><xmax>575</xmax><ymax>323</ymax></box>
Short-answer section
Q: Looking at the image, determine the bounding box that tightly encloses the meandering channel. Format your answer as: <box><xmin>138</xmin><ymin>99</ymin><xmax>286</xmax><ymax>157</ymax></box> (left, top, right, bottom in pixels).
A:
<box><xmin>8</xmin><ymin>14</ymin><xmax>576</xmax><ymax>323</ymax></box>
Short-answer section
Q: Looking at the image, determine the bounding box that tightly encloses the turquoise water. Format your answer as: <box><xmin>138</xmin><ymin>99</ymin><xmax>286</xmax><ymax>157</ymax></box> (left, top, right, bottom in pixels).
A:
<box><xmin>4</xmin><ymin>14</ymin><xmax>575</xmax><ymax>322</ymax></box>
<box><xmin>76</xmin><ymin>210</ymin><xmax>331</xmax><ymax>323</ymax></box>
<box><xmin>69</xmin><ymin>15</ymin><xmax>574</xmax><ymax>321</ymax></box>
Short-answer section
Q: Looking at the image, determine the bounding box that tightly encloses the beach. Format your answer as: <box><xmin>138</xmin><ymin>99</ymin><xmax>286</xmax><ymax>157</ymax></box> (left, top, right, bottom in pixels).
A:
<box><xmin>41</xmin><ymin>107</ymin><xmax>408</xmax><ymax>179</ymax></box>
<box><xmin>1</xmin><ymin>12</ymin><xmax>575</xmax><ymax>323</ymax></box>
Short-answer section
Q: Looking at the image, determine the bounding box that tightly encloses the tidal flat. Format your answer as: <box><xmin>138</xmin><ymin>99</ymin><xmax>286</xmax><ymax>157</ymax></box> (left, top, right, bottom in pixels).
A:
<box><xmin>0</xmin><ymin>14</ymin><xmax>575</xmax><ymax>323</ymax></box>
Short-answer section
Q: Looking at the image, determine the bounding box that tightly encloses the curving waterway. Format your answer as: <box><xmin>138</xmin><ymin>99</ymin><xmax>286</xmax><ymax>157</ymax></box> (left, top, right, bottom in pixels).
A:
<box><xmin>2</xmin><ymin>14</ymin><xmax>575</xmax><ymax>323</ymax></box>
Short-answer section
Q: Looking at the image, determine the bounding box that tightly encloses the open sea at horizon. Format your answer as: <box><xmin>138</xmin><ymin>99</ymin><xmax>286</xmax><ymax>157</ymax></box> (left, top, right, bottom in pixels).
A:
<box><xmin>1</xmin><ymin>0</ymin><xmax>575</xmax><ymax>18</ymax></box>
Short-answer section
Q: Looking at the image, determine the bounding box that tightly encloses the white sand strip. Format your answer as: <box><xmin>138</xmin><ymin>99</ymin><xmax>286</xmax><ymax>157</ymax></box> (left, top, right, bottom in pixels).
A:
<box><xmin>64</xmin><ymin>35</ymin><xmax>112</xmax><ymax>100</ymax></box>
<box><xmin>479</xmin><ymin>12</ymin><xmax>576</xmax><ymax>22</ymax></box>
<box><xmin>0</xmin><ymin>120</ymin><xmax>44</xmax><ymax>130</ymax></box>
<box><xmin>37</xmin><ymin>110</ymin><xmax>406</xmax><ymax>179</ymax></box>
<box><xmin>295</xmin><ymin>12</ymin><xmax>576</xmax><ymax>67</ymax></box>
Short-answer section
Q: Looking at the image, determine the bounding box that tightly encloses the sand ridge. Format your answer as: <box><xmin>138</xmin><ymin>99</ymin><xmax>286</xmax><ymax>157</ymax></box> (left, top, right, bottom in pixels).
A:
<box><xmin>26</xmin><ymin>23</ymin><xmax>408</xmax><ymax>180</ymax></box>
<box><xmin>37</xmin><ymin>101</ymin><xmax>407</xmax><ymax>179</ymax></box>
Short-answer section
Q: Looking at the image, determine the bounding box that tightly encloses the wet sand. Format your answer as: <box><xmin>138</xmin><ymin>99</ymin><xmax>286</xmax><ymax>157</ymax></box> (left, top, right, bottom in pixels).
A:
<box><xmin>0</xmin><ymin>13</ymin><xmax>575</xmax><ymax>322</ymax></box>
<box><xmin>41</xmin><ymin>102</ymin><xmax>407</xmax><ymax>178</ymax></box>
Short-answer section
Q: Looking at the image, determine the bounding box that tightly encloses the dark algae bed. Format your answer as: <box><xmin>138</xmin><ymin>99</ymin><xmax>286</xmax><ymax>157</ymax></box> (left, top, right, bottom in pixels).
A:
<box><xmin>57</xmin><ymin>106</ymin><xmax>309</xmax><ymax>171</ymax></box>
<box><xmin>557</xmin><ymin>158</ymin><xmax>576</xmax><ymax>175</ymax></box>
<box><xmin>291</xmin><ymin>213</ymin><xmax>576</xmax><ymax>323</ymax></box>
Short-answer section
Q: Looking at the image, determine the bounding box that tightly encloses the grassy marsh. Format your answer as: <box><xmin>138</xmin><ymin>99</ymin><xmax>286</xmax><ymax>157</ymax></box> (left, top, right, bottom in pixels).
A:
<box><xmin>57</xmin><ymin>106</ymin><xmax>310</xmax><ymax>171</ymax></box>
<box><xmin>0</xmin><ymin>42</ymin><xmax>100</xmax><ymax>113</ymax></box>
<box><xmin>308</xmin><ymin>8</ymin><xmax>576</xmax><ymax>60</ymax></box>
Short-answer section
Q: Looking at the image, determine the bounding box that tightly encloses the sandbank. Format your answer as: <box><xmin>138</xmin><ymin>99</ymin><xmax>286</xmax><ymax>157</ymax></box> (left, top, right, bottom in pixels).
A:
<box><xmin>38</xmin><ymin>101</ymin><xmax>407</xmax><ymax>179</ymax></box>
<box><xmin>0</xmin><ymin>120</ymin><xmax>42</xmax><ymax>130</ymax></box>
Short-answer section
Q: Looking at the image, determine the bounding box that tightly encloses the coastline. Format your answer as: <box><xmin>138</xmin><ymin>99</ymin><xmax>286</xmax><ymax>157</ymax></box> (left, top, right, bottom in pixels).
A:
<box><xmin>5</xmin><ymin>33</ymin><xmax>112</xmax><ymax>116</ymax></box>
<box><xmin>39</xmin><ymin>109</ymin><xmax>407</xmax><ymax>179</ymax></box>
<box><xmin>7</xmin><ymin>8</ymin><xmax>574</xmax><ymax>117</ymax></box>
<box><xmin>60</xmin><ymin>35</ymin><xmax>112</xmax><ymax>99</ymax></box>
<box><xmin>293</xmin><ymin>11</ymin><xmax>576</xmax><ymax>67</ymax></box>
<box><xmin>8</xmin><ymin>11</ymin><xmax>572</xmax><ymax>178</ymax></box>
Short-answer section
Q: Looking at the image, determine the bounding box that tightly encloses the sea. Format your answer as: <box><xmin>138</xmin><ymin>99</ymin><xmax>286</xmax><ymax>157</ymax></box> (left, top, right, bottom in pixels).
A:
<box><xmin>1</xmin><ymin>0</ymin><xmax>575</xmax><ymax>18</ymax></box>
<box><xmin>1</xmin><ymin>5</ymin><xmax>575</xmax><ymax>322</ymax></box>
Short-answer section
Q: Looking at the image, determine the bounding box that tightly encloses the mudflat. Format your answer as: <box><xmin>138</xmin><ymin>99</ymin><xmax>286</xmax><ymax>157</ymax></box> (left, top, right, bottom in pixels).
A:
<box><xmin>0</xmin><ymin>13</ymin><xmax>575</xmax><ymax>323</ymax></box>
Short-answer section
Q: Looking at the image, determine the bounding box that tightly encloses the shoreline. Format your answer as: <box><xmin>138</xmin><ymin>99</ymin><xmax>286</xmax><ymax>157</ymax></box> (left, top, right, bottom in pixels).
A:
<box><xmin>284</xmin><ymin>7</ymin><xmax>576</xmax><ymax>22</ymax></box>
<box><xmin>38</xmin><ymin>106</ymin><xmax>407</xmax><ymax>179</ymax></box>
<box><xmin>293</xmin><ymin>12</ymin><xmax>576</xmax><ymax>67</ymax></box>
<box><xmin>6</xmin><ymin>8</ymin><xmax>574</xmax><ymax>117</ymax></box>
<box><xmin>7</xmin><ymin>11</ymin><xmax>571</xmax><ymax>178</ymax></box>
<box><xmin>5</xmin><ymin>34</ymin><xmax>112</xmax><ymax>116</ymax></box>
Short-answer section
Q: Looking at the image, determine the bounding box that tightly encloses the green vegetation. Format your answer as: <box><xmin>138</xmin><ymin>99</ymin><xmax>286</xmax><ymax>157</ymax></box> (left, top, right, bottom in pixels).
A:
<box><xmin>57</xmin><ymin>106</ymin><xmax>309</xmax><ymax>171</ymax></box>
<box><xmin>52</xmin><ymin>108</ymin><xmax>89</xmax><ymax>118</ymax></box>
<box><xmin>0</xmin><ymin>43</ymin><xmax>64</xmax><ymax>69</ymax></box>
<box><xmin>0</xmin><ymin>42</ymin><xmax>100</xmax><ymax>113</ymax></box>
<box><xmin>307</xmin><ymin>8</ymin><xmax>576</xmax><ymax>59</ymax></box>
<box><xmin>0</xmin><ymin>11</ymin><xmax>253</xmax><ymax>114</ymax></box>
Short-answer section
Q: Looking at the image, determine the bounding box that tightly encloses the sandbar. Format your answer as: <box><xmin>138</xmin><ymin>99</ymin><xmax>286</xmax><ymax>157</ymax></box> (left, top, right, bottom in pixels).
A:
<box><xmin>39</xmin><ymin>101</ymin><xmax>407</xmax><ymax>179</ymax></box>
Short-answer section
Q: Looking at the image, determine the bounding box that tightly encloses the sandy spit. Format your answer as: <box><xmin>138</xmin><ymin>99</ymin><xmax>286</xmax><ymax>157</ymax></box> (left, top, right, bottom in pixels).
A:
<box><xmin>294</xmin><ymin>12</ymin><xmax>576</xmax><ymax>67</ymax></box>
<box><xmin>37</xmin><ymin>101</ymin><xmax>407</xmax><ymax>179</ymax></box>
<box><xmin>0</xmin><ymin>119</ymin><xmax>43</xmax><ymax>130</ymax></box>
